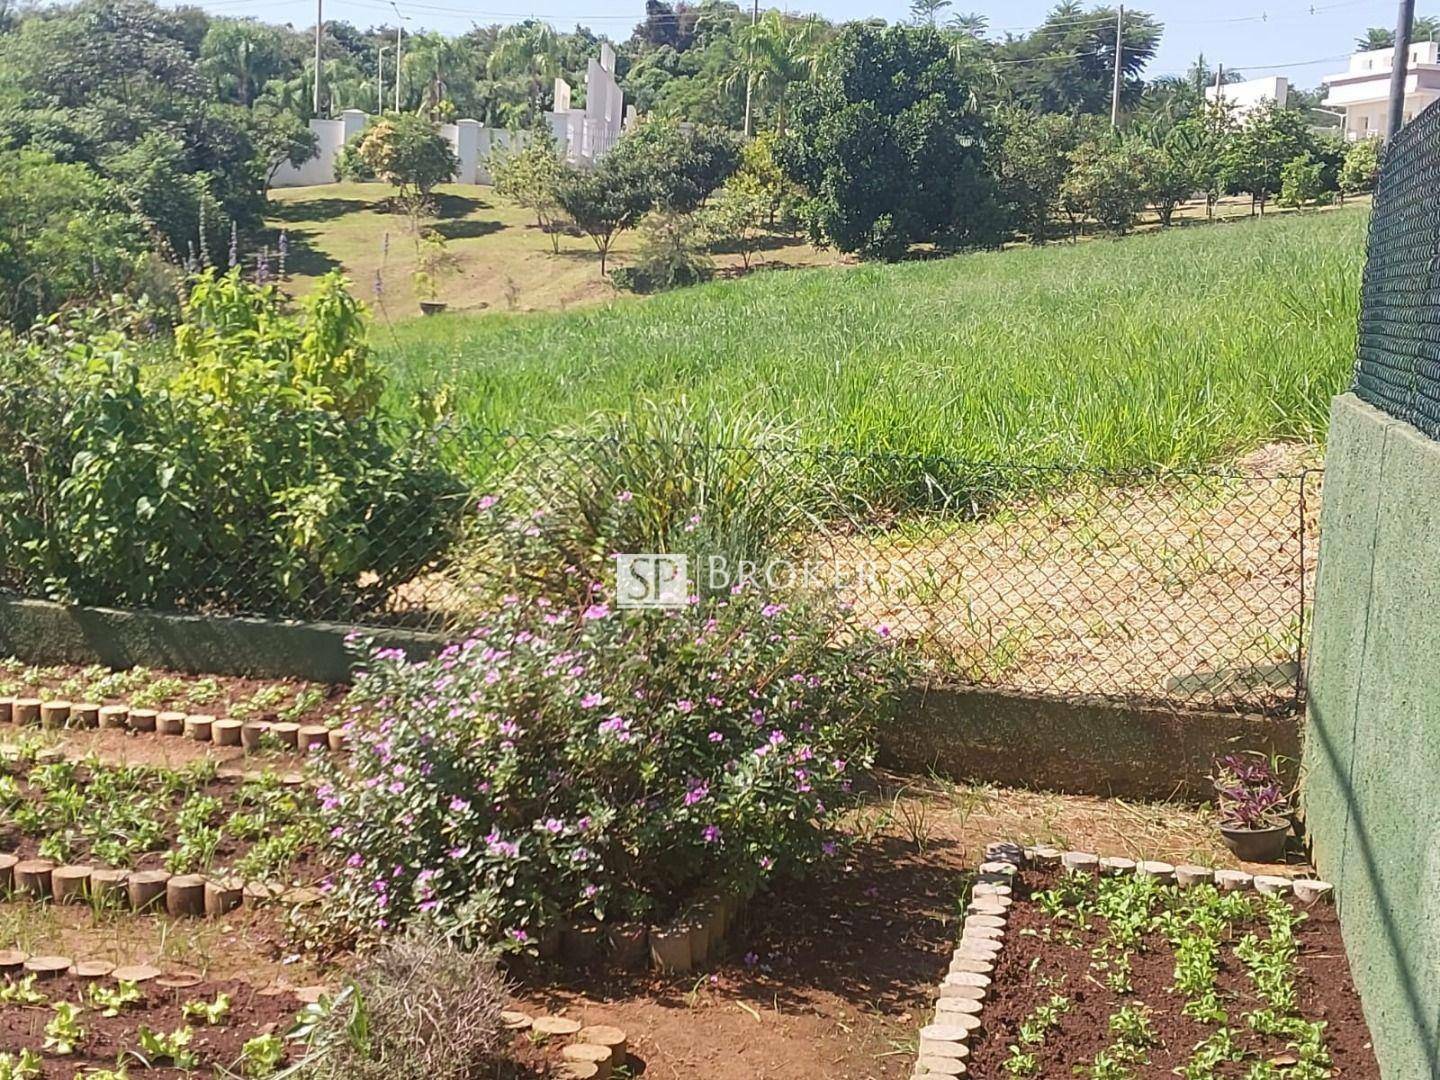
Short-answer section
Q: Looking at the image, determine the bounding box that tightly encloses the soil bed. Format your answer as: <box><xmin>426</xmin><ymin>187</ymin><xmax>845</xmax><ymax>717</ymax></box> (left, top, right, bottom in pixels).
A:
<box><xmin>0</xmin><ymin>758</ymin><xmax>327</xmax><ymax>884</ymax></box>
<box><xmin>966</xmin><ymin>867</ymin><xmax>1378</xmax><ymax>1078</ymax></box>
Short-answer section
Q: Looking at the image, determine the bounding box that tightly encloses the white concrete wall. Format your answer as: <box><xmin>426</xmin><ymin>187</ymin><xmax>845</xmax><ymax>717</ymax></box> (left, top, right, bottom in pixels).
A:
<box><xmin>1205</xmin><ymin>76</ymin><xmax>1289</xmax><ymax>116</ymax></box>
<box><xmin>271</xmin><ymin>110</ymin><xmax>367</xmax><ymax>188</ymax></box>
<box><xmin>267</xmin><ymin>46</ymin><xmax>621</xmax><ymax>189</ymax></box>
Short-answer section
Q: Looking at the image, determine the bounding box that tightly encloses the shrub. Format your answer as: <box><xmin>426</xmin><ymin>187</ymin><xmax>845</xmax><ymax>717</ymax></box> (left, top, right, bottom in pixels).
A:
<box><xmin>1339</xmin><ymin>136</ymin><xmax>1382</xmax><ymax>194</ymax></box>
<box><xmin>0</xmin><ymin>273</ymin><xmax>463</xmax><ymax>618</ymax></box>
<box><xmin>338</xmin><ymin>115</ymin><xmax>458</xmax><ymax>221</ymax></box>
<box><xmin>297</xmin><ymin>933</ymin><xmax>506</xmax><ymax>1080</ymax></box>
<box><xmin>1278</xmin><ymin>154</ymin><xmax>1327</xmax><ymax>209</ymax></box>
<box><xmin>779</xmin><ymin>25</ymin><xmax>1003</xmax><ymax>258</ymax></box>
<box><xmin>1060</xmin><ymin>138</ymin><xmax>1149</xmax><ymax>235</ymax></box>
<box><xmin>489</xmin><ymin>131</ymin><xmax>566</xmax><ymax>253</ymax></box>
<box><xmin>315</xmin><ymin>565</ymin><xmax>903</xmax><ymax>947</ymax></box>
<box><xmin>612</xmin><ymin>209</ymin><xmax>714</xmax><ymax>293</ymax></box>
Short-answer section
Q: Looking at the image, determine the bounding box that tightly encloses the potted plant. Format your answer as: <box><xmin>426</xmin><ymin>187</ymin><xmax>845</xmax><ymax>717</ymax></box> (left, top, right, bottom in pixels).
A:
<box><xmin>1212</xmin><ymin>752</ymin><xmax>1292</xmax><ymax>863</ymax></box>
<box><xmin>413</xmin><ymin>229</ymin><xmax>455</xmax><ymax>316</ymax></box>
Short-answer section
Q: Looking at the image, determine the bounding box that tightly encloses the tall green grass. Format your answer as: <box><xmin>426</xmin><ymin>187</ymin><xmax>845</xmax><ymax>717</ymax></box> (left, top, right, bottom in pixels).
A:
<box><xmin>381</xmin><ymin>207</ymin><xmax>1364</xmax><ymax>468</ymax></box>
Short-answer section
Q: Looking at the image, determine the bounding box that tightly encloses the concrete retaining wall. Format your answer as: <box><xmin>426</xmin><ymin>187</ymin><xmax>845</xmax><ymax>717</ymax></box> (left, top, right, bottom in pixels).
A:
<box><xmin>886</xmin><ymin>684</ymin><xmax>1299</xmax><ymax>801</ymax></box>
<box><xmin>0</xmin><ymin>598</ymin><xmax>444</xmax><ymax>684</ymax></box>
<box><xmin>1303</xmin><ymin>392</ymin><xmax>1440</xmax><ymax>1080</ymax></box>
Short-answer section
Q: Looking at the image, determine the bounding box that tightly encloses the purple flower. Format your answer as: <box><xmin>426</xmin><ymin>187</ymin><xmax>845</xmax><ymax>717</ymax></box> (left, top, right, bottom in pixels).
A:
<box><xmin>684</xmin><ymin>780</ymin><xmax>710</xmax><ymax>806</ymax></box>
<box><xmin>478</xmin><ymin>495</ymin><xmax>498</xmax><ymax>510</ymax></box>
<box><xmin>708</xmin><ymin>731</ymin><xmax>724</xmax><ymax>743</ymax></box>
<box><xmin>580</xmin><ymin>692</ymin><xmax>604</xmax><ymax>709</ymax></box>
<box><xmin>702</xmin><ymin>824</ymin><xmax>722</xmax><ymax>844</ymax></box>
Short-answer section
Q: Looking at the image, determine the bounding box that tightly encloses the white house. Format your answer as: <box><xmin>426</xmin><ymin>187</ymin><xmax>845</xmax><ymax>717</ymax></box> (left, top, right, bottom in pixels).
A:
<box><xmin>1322</xmin><ymin>42</ymin><xmax>1440</xmax><ymax>140</ymax></box>
<box><xmin>270</xmin><ymin>43</ymin><xmax>625</xmax><ymax>189</ymax></box>
<box><xmin>1204</xmin><ymin>75</ymin><xmax>1289</xmax><ymax>118</ymax></box>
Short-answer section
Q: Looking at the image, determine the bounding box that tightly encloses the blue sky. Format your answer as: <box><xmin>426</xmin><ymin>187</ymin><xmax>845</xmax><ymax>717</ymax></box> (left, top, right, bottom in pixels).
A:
<box><xmin>190</xmin><ymin>0</ymin><xmax>1415</xmax><ymax>90</ymax></box>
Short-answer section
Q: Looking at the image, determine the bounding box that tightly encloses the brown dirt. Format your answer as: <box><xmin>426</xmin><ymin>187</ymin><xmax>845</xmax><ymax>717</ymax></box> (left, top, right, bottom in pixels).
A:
<box><xmin>966</xmin><ymin>867</ymin><xmax>1378</xmax><ymax>1078</ymax></box>
<box><xmin>825</xmin><ymin>444</ymin><xmax>1323</xmax><ymax>711</ymax></box>
<box><xmin>509</xmin><ymin>779</ymin><xmax>1278</xmax><ymax>1080</ymax></box>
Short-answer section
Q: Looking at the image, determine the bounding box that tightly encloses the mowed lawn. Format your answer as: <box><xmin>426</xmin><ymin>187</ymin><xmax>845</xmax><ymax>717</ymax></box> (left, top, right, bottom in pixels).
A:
<box><xmin>379</xmin><ymin>204</ymin><xmax>1367</xmax><ymax>468</ymax></box>
<box><xmin>266</xmin><ymin>181</ymin><xmax>837</xmax><ymax>317</ymax></box>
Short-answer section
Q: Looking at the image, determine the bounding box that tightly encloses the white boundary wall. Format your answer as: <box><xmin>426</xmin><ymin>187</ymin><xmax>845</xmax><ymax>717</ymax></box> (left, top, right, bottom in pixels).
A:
<box><xmin>270</xmin><ymin>43</ymin><xmax>626</xmax><ymax>189</ymax></box>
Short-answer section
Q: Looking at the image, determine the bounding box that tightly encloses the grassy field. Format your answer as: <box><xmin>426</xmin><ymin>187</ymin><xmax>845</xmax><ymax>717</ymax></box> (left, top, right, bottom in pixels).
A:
<box><xmin>377</xmin><ymin>204</ymin><xmax>1366</xmax><ymax>469</ymax></box>
<box><xmin>265</xmin><ymin>182</ymin><xmax>836</xmax><ymax>317</ymax></box>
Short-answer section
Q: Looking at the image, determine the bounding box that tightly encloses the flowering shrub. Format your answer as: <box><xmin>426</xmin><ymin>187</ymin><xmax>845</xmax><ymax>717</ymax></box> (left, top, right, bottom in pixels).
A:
<box><xmin>315</xmin><ymin>583</ymin><xmax>902</xmax><ymax>948</ymax></box>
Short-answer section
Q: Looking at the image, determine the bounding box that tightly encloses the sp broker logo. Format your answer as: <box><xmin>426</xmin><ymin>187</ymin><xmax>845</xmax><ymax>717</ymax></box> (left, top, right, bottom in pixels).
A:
<box><xmin>614</xmin><ymin>554</ymin><xmax>690</xmax><ymax>609</ymax></box>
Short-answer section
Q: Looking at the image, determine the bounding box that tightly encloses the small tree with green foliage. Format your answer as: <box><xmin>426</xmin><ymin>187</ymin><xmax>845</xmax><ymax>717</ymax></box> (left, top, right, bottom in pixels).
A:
<box><xmin>1218</xmin><ymin>100</ymin><xmax>1318</xmax><ymax>215</ymax></box>
<box><xmin>1278</xmin><ymin>154</ymin><xmax>1327</xmax><ymax>208</ymax></box>
<box><xmin>341</xmin><ymin>114</ymin><xmax>458</xmax><ymax>225</ymax></box>
<box><xmin>702</xmin><ymin>181</ymin><xmax>770</xmax><ymax>269</ymax></box>
<box><xmin>489</xmin><ymin>132</ymin><xmax>565</xmax><ymax>253</ymax></box>
<box><xmin>994</xmin><ymin>108</ymin><xmax>1091</xmax><ymax>243</ymax></box>
<box><xmin>554</xmin><ymin>159</ymin><xmax>652</xmax><ymax>276</ymax></box>
<box><xmin>251</xmin><ymin>107</ymin><xmax>319</xmax><ymax>196</ymax></box>
<box><xmin>1339</xmin><ymin>137</ymin><xmax>1382</xmax><ymax>194</ymax></box>
<box><xmin>1060</xmin><ymin>138</ymin><xmax>1148</xmax><ymax>235</ymax></box>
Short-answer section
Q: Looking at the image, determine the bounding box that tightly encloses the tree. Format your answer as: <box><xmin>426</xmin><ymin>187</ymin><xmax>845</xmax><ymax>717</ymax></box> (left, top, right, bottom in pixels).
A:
<box><xmin>779</xmin><ymin>24</ymin><xmax>1003</xmax><ymax>259</ymax></box>
<box><xmin>730</xmin><ymin>12</ymin><xmax>826</xmax><ymax>135</ymax></box>
<box><xmin>200</xmin><ymin>18</ymin><xmax>284</xmax><ymax>107</ymax></box>
<box><xmin>1133</xmin><ymin>138</ymin><xmax>1195</xmax><ymax>226</ymax></box>
<box><xmin>554</xmin><ymin>158</ymin><xmax>652</xmax><ymax>275</ymax></box>
<box><xmin>487</xmin><ymin>20</ymin><xmax>560</xmax><ymax>114</ymax></box>
<box><xmin>1355</xmin><ymin>16</ymin><xmax>1440</xmax><ymax>51</ymax></box>
<box><xmin>405</xmin><ymin>32</ymin><xmax>474</xmax><ymax>120</ymax></box>
<box><xmin>342</xmin><ymin>114</ymin><xmax>458</xmax><ymax>223</ymax></box>
<box><xmin>703</xmin><ymin>180</ymin><xmax>771</xmax><ymax>269</ymax></box>
<box><xmin>1217</xmin><ymin>100</ymin><xmax>1318</xmax><ymax>215</ymax></box>
<box><xmin>1278</xmin><ymin>154</ymin><xmax>1326</xmax><ymax>208</ymax></box>
<box><xmin>251</xmin><ymin>107</ymin><xmax>319</xmax><ymax>195</ymax></box>
<box><xmin>994</xmin><ymin>108</ymin><xmax>1091</xmax><ymax>243</ymax></box>
<box><xmin>1060</xmin><ymin>136</ymin><xmax>1149</xmax><ymax>234</ymax></box>
<box><xmin>995</xmin><ymin>4</ymin><xmax>1161</xmax><ymax>116</ymax></box>
<box><xmin>910</xmin><ymin>0</ymin><xmax>952</xmax><ymax>27</ymax></box>
<box><xmin>947</xmin><ymin>11</ymin><xmax>989</xmax><ymax>38</ymax></box>
<box><xmin>490</xmin><ymin>132</ymin><xmax>566</xmax><ymax>252</ymax></box>
<box><xmin>1339</xmin><ymin>136</ymin><xmax>1383</xmax><ymax>194</ymax></box>
<box><xmin>0</xmin><ymin>149</ymin><xmax>151</xmax><ymax>330</ymax></box>
<box><xmin>604</xmin><ymin>118</ymin><xmax>742</xmax><ymax>213</ymax></box>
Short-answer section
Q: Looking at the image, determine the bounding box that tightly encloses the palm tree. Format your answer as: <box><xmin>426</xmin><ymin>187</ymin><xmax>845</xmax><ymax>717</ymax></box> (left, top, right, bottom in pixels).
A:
<box><xmin>910</xmin><ymin>0</ymin><xmax>952</xmax><ymax>27</ymax></box>
<box><xmin>731</xmin><ymin>12</ymin><xmax>825</xmax><ymax>136</ymax></box>
<box><xmin>1356</xmin><ymin>17</ymin><xmax>1440</xmax><ymax>51</ymax></box>
<box><xmin>199</xmin><ymin>19</ymin><xmax>282</xmax><ymax>107</ymax></box>
<box><xmin>487</xmin><ymin>20</ymin><xmax>560</xmax><ymax>117</ymax></box>
<box><xmin>406</xmin><ymin>32</ymin><xmax>470</xmax><ymax>119</ymax></box>
<box><xmin>947</xmin><ymin>11</ymin><xmax>989</xmax><ymax>38</ymax></box>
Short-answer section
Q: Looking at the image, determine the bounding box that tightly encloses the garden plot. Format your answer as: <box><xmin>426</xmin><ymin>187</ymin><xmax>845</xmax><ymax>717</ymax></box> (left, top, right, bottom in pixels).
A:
<box><xmin>0</xmin><ymin>662</ymin><xmax>342</xmax><ymax>731</ymax></box>
<box><xmin>959</xmin><ymin>860</ymin><xmax>1376</xmax><ymax>1079</ymax></box>
<box><xmin>0</xmin><ymin>752</ymin><xmax>324</xmax><ymax>892</ymax></box>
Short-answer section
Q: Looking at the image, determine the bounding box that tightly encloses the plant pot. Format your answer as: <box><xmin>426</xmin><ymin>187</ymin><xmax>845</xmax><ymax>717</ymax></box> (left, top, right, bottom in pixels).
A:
<box><xmin>1219</xmin><ymin>822</ymin><xmax>1291</xmax><ymax>863</ymax></box>
<box><xmin>419</xmin><ymin>300</ymin><xmax>448</xmax><ymax>316</ymax></box>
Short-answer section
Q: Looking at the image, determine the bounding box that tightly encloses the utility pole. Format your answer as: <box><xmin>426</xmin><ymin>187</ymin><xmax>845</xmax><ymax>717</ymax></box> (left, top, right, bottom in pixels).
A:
<box><xmin>1110</xmin><ymin>4</ymin><xmax>1124</xmax><ymax>128</ymax></box>
<box><xmin>391</xmin><ymin>2</ymin><xmax>405</xmax><ymax>112</ymax></box>
<box><xmin>742</xmin><ymin>0</ymin><xmax>758</xmax><ymax>138</ymax></box>
<box><xmin>1386</xmin><ymin>0</ymin><xmax>1416</xmax><ymax>139</ymax></box>
<box><xmin>378</xmin><ymin>44</ymin><xmax>389</xmax><ymax>114</ymax></box>
<box><xmin>313</xmin><ymin>0</ymin><xmax>323</xmax><ymax>117</ymax></box>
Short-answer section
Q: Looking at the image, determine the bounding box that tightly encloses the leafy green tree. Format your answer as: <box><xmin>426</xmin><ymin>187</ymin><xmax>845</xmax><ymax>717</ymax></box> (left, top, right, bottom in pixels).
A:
<box><xmin>910</xmin><ymin>0</ymin><xmax>953</xmax><ymax>26</ymax></box>
<box><xmin>251</xmin><ymin>106</ymin><xmax>319</xmax><ymax>195</ymax></box>
<box><xmin>487</xmin><ymin>20</ymin><xmax>560</xmax><ymax>114</ymax></box>
<box><xmin>1278</xmin><ymin>154</ymin><xmax>1326</xmax><ymax>208</ymax></box>
<box><xmin>780</xmin><ymin>24</ymin><xmax>1002</xmax><ymax>259</ymax></box>
<box><xmin>995</xmin><ymin>3</ymin><xmax>1161</xmax><ymax>116</ymax></box>
<box><xmin>341</xmin><ymin>114</ymin><xmax>458</xmax><ymax>222</ymax></box>
<box><xmin>731</xmin><ymin>12</ymin><xmax>825</xmax><ymax>135</ymax></box>
<box><xmin>490</xmin><ymin>132</ymin><xmax>566</xmax><ymax>252</ymax></box>
<box><xmin>1218</xmin><ymin>100</ymin><xmax>1319</xmax><ymax>215</ymax></box>
<box><xmin>0</xmin><ymin>150</ymin><xmax>150</xmax><ymax>330</ymax></box>
<box><xmin>1060</xmin><ymin>136</ymin><xmax>1149</xmax><ymax>234</ymax></box>
<box><xmin>1339</xmin><ymin>136</ymin><xmax>1383</xmax><ymax>194</ymax></box>
<box><xmin>1355</xmin><ymin>17</ymin><xmax>1440</xmax><ymax>51</ymax></box>
<box><xmin>994</xmin><ymin>108</ymin><xmax>1092</xmax><ymax>242</ymax></box>
<box><xmin>554</xmin><ymin>157</ymin><xmax>652</xmax><ymax>275</ymax></box>
<box><xmin>702</xmin><ymin>181</ymin><xmax>770</xmax><ymax>269</ymax></box>
<box><xmin>604</xmin><ymin>118</ymin><xmax>742</xmax><ymax>213</ymax></box>
<box><xmin>200</xmin><ymin>18</ymin><xmax>285</xmax><ymax>107</ymax></box>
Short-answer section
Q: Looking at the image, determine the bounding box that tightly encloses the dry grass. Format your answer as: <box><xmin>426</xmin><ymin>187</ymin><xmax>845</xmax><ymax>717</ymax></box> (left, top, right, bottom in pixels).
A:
<box><xmin>824</xmin><ymin>443</ymin><xmax>1322</xmax><ymax>708</ymax></box>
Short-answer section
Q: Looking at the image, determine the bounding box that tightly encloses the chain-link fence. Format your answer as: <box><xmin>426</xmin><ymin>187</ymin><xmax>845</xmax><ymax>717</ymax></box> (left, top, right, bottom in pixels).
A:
<box><xmin>1353</xmin><ymin>99</ymin><xmax>1440</xmax><ymax>436</ymax></box>
<box><xmin>0</xmin><ymin>419</ymin><xmax>1319</xmax><ymax>714</ymax></box>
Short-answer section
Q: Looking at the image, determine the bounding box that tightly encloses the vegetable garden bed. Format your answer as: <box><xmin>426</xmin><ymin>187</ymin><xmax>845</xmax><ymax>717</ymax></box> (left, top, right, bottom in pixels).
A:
<box><xmin>964</xmin><ymin>861</ymin><xmax>1377</xmax><ymax>1079</ymax></box>
<box><xmin>0</xmin><ymin>754</ymin><xmax>324</xmax><ymax>887</ymax></box>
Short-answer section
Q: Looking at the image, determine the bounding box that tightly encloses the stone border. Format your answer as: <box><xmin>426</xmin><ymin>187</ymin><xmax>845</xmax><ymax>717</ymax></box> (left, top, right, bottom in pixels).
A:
<box><xmin>0</xmin><ymin>854</ymin><xmax>320</xmax><ymax>921</ymax></box>
<box><xmin>0</xmin><ymin>694</ymin><xmax>348</xmax><ymax>756</ymax></box>
<box><xmin>0</xmin><ymin>949</ymin><xmax>327</xmax><ymax>1004</ymax></box>
<box><xmin>908</xmin><ymin>843</ymin><xmax>1335</xmax><ymax>1076</ymax></box>
<box><xmin>502</xmin><ymin>1011</ymin><xmax>631</xmax><ymax>1080</ymax></box>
